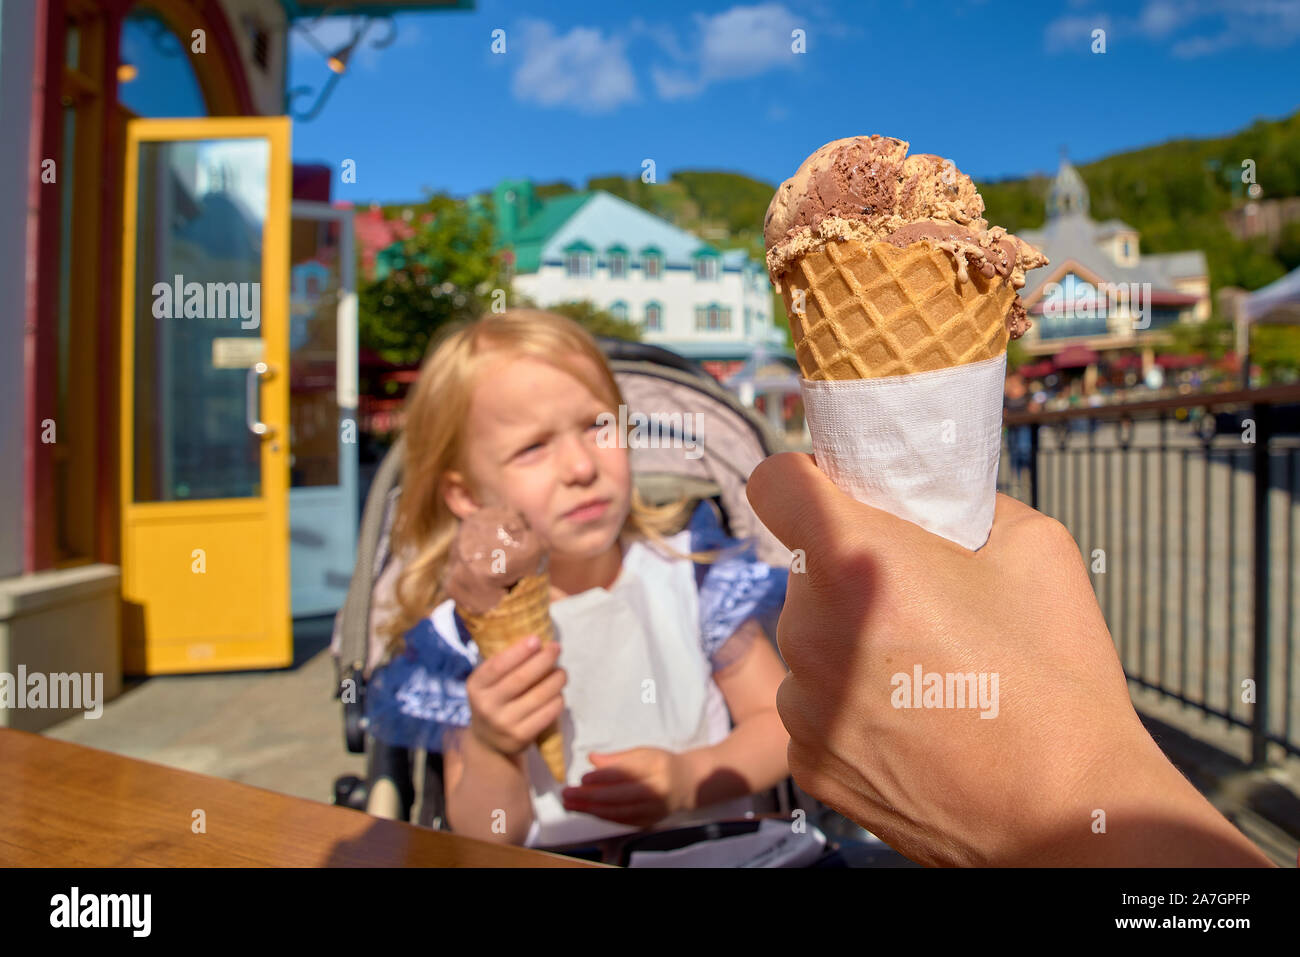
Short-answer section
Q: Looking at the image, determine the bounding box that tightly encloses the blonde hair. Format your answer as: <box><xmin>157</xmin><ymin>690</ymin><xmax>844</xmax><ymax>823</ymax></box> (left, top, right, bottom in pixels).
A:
<box><xmin>382</xmin><ymin>308</ymin><xmax>716</xmax><ymax>654</ymax></box>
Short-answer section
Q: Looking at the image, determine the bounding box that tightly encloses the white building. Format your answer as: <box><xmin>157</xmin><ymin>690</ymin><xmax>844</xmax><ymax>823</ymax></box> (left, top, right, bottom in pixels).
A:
<box><xmin>489</xmin><ymin>179</ymin><xmax>787</xmax><ymax>374</ymax></box>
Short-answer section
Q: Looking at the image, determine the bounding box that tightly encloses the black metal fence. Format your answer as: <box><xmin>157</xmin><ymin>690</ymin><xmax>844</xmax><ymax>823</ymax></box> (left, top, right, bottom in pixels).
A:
<box><xmin>1002</xmin><ymin>384</ymin><xmax>1300</xmax><ymax>766</ymax></box>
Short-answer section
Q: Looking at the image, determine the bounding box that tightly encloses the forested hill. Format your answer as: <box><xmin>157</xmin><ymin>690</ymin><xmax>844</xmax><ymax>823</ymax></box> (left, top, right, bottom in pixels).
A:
<box><xmin>526</xmin><ymin>109</ymin><xmax>1300</xmax><ymax>292</ymax></box>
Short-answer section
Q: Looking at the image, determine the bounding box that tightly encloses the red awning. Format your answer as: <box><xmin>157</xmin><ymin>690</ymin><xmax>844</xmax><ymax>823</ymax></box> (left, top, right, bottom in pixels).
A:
<box><xmin>1155</xmin><ymin>352</ymin><xmax>1205</xmax><ymax>369</ymax></box>
<box><xmin>1149</xmin><ymin>291</ymin><xmax>1201</xmax><ymax>307</ymax></box>
<box><xmin>1107</xmin><ymin>353</ymin><xmax>1141</xmax><ymax>370</ymax></box>
<box><xmin>1015</xmin><ymin>360</ymin><xmax>1054</xmax><ymax>378</ymax></box>
<box><xmin>1053</xmin><ymin>345</ymin><xmax>1099</xmax><ymax>369</ymax></box>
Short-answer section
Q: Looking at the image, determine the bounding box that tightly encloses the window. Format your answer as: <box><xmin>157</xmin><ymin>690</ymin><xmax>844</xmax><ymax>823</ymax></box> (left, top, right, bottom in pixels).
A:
<box><xmin>119</xmin><ymin>9</ymin><xmax>208</xmax><ymax>117</ymax></box>
<box><xmin>642</xmin><ymin>253</ymin><xmax>662</xmax><ymax>279</ymax></box>
<box><xmin>1121</xmin><ymin>239</ymin><xmax>1132</xmax><ymax>260</ymax></box>
<box><xmin>609</xmin><ymin>301</ymin><xmax>628</xmax><ymax>321</ymax></box>
<box><xmin>607</xmin><ymin>247</ymin><xmax>627</xmax><ymax>278</ymax></box>
<box><xmin>695</xmin><ymin>257</ymin><xmax>718</xmax><ymax>281</ymax></box>
<box><xmin>695</xmin><ymin>305</ymin><xmax>731</xmax><ymax>331</ymax></box>
<box><xmin>565</xmin><ymin>252</ymin><xmax>592</xmax><ymax>277</ymax></box>
<box><xmin>644</xmin><ymin>302</ymin><xmax>662</xmax><ymax>331</ymax></box>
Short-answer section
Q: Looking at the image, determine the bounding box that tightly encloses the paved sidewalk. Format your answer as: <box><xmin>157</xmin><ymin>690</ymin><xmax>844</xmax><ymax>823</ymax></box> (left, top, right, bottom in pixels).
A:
<box><xmin>43</xmin><ymin>615</ymin><xmax>366</xmax><ymax>806</ymax></box>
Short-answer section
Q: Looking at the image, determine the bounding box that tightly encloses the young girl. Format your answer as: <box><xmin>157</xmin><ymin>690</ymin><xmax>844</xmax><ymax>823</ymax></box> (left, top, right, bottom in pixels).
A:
<box><xmin>364</xmin><ymin>308</ymin><xmax>790</xmax><ymax>850</ymax></box>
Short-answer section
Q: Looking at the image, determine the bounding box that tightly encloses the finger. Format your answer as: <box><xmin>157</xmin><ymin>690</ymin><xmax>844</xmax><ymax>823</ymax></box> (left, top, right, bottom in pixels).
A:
<box><xmin>565</xmin><ymin>781</ymin><xmax>653</xmax><ymax>805</ymax></box>
<box><xmin>576</xmin><ymin>801</ymin><xmax>664</xmax><ymax>826</ymax></box>
<box><xmin>479</xmin><ymin>639</ymin><xmax>562</xmax><ymax>702</ymax></box>
<box><xmin>502</xmin><ymin>670</ymin><xmax>567</xmax><ymax>736</ymax></box>
<box><xmin>746</xmin><ymin>452</ymin><xmax>906</xmax><ymax>556</ymax></box>
<box><xmin>577</xmin><ymin>766</ymin><xmax>636</xmax><ymax>785</ymax></box>
<box><xmin>473</xmin><ymin>634</ymin><xmax>548</xmax><ymax>689</ymax></box>
<box><xmin>509</xmin><ymin>686</ymin><xmax>566</xmax><ymax>743</ymax></box>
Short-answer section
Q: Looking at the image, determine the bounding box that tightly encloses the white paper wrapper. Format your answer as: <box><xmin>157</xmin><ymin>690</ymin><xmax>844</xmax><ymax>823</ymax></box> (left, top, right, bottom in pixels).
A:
<box><xmin>798</xmin><ymin>352</ymin><xmax>1006</xmax><ymax>551</ymax></box>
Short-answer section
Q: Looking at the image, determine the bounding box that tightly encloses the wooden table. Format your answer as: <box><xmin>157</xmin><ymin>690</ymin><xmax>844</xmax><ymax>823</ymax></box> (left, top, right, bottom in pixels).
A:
<box><xmin>0</xmin><ymin>729</ymin><xmax>603</xmax><ymax>867</ymax></box>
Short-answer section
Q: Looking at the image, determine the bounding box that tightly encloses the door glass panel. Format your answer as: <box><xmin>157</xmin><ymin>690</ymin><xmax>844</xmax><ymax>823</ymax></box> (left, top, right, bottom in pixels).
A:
<box><xmin>132</xmin><ymin>138</ymin><xmax>268</xmax><ymax>502</ymax></box>
<box><xmin>289</xmin><ymin>217</ymin><xmax>341</xmax><ymax>488</ymax></box>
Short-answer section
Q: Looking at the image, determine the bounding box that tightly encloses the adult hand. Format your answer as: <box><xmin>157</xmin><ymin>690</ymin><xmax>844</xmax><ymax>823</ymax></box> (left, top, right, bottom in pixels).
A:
<box><xmin>747</xmin><ymin>452</ymin><xmax>1273</xmax><ymax>867</ymax></box>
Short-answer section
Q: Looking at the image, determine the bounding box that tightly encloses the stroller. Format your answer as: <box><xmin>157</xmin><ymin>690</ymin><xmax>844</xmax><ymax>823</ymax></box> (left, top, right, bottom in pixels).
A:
<box><xmin>329</xmin><ymin>339</ymin><xmax>913</xmax><ymax>866</ymax></box>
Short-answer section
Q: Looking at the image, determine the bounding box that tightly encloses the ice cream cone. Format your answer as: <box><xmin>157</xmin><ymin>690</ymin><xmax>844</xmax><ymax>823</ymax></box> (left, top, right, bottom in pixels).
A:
<box><xmin>458</xmin><ymin>570</ymin><xmax>565</xmax><ymax>783</ymax></box>
<box><xmin>779</xmin><ymin>239</ymin><xmax>1014</xmax><ymax>382</ymax></box>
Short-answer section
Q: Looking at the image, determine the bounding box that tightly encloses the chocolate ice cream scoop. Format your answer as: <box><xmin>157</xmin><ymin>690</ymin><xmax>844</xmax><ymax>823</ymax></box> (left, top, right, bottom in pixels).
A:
<box><xmin>763</xmin><ymin>135</ymin><xmax>1049</xmax><ymax>339</ymax></box>
<box><xmin>443</xmin><ymin>506</ymin><xmax>546</xmax><ymax>616</ymax></box>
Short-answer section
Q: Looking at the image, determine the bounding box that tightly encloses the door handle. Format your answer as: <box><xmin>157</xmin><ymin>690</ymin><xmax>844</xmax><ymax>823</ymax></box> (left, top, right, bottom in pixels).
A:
<box><xmin>246</xmin><ymin>361</ymin><xmax>277</xmax><ymax>438</ymax></box>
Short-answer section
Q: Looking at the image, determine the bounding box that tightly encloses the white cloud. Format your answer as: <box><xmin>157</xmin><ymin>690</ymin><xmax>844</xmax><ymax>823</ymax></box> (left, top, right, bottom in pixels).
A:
<box><xmin>646</xmin><ymin>3</ymin><xmax>804</xmax><ymax>101</ymax></box>
<box><xmin>651</xmin><ymin>66</ymin><xmax>705</xmax><ymax>101</ymax></box>
<box><xmin>511</xmin><ymin>19</ymin><xmax>638</xmax><ymax>114</ymax></box>
<box><xmin>1045</xmin><ymin>0</ymin><xmax>1300</xmax><ymax>57</ymax></box>
<box><xmin>696</xmin><ymin>4</ymin><xmax>803</xmax><ymax>81</ymax></box>
<box><xmin>503</xmin><ymin>5</ymin><xmax>807</xmax><ymax>113</ymax></box>
<box><xmin>1138</xmin><ymin>0</ymin><xmax>1183</xmax><ymax>37</ymax></box>
<box><xmin>1044</xmin><ymin>14</ymin><xmax>1112</xmax><ymax>52</ymax></box>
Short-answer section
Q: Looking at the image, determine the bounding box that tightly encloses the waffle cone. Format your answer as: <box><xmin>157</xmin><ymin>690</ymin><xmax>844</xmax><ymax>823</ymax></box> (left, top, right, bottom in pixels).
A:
<box><xmin>779</xmin><ymin>239</ymin><xmax>1013</xmax><ymax>381</ymax></box>
<box><xmin>459</xmin><ymin>571</ymin><xmax>565</xmax><ymax>783</ymax></box>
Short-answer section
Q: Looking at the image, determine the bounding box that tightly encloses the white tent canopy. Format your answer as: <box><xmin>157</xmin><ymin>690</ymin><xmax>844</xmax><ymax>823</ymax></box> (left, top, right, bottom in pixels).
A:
<box><xmin>1242</xmin><ymin>265</ymin><xmax>1300</xmax><ymax>325</ymax></box>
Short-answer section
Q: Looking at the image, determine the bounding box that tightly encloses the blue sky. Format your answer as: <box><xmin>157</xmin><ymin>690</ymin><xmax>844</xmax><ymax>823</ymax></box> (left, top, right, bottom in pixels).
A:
<box><xmin>286</xmin><ymin>0</ymin><xmax>1300</xmax><ymax>203</ymax></box>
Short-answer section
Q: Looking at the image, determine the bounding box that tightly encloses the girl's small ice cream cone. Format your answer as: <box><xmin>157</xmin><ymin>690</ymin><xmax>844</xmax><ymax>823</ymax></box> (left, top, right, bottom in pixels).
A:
<box><xmin>444</xmin><ymin>507</ymin><xmax>565</xmax><ymax>782</ymax></box>
<box><xmin>457</xmin><ymin>570</ymin><xmax>565</xmax><ymax>783</ymax></box>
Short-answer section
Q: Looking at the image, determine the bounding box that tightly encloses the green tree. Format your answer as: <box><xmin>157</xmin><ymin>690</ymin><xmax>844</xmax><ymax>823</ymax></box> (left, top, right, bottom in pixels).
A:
<box><xmin>357</xmin><ymin>192</ymin><xmax>503</xmax><ymax>365</ymax></box>
<box><xmin>512</xmin><ymin>296</ymin><xmax>643</xmax><ymax>341</ymax></box>
<box><xmin>1167</xmin><ymin>313</ymin><xmax>1233</xmax><ymax>360</ymax></box>
<box><xmin>1006</xmin><ymin>336</ymin><xmax>1030</xmax><ymax>373</ymax></box>
<box><xmin>1276</xmin><ymin>220</ymin><xmax>1300</xmax><ymax>272</ymax></box>
<box><xmin>1252</xmin><ymin>325</ymin><xmax>1300</xmax><ymax>383</ymax></box>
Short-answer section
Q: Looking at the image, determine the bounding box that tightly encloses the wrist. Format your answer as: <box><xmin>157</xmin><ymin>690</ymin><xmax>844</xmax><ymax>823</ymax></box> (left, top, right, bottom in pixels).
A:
<box><xmin>468</xmin><ymin>724</ymin><xmax>528</xmax><ymax>771</ymax></box>
<box><xmin>674</xmin><ymin>748</ymin><xmax>706</xmax><ymax>814</ymax></box>
<box><xmin>1053</xmin><ymin>730</ymin><xmax>1271</xmax><ymax>868</ymax></box>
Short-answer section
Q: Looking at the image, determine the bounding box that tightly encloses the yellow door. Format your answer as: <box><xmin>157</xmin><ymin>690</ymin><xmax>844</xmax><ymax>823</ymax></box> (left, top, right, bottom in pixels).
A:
<box><xmin>119</xmin><ymin>117</ymin><xmax>292</xmax><ymax>673</ymax></box>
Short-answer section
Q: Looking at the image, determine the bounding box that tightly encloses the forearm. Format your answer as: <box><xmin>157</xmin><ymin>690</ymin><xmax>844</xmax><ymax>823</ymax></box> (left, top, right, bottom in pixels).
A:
<box><xmin>445</xmin><ymin>731</ymin><xmax>535</xmax><ymax>845</ymax></box>
<box><xmin>681</xmin><ymin>708</ymin><xmax>790</xmax><ymax>811</ymax></box>
<box><xmin>1043</xmin><ymin>736</ymin><xmax>1274</xmax><ymax>868</ymax></box>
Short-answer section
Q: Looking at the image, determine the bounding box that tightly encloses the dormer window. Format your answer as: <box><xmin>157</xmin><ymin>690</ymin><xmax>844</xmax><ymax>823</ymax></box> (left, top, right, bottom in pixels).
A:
<box><xmin>640</xmin><ymin>246</ymin><xmax>663</xmax><ymax>279</ymax></box>
<box><xmin>693</xmin><ymin>247</ymin><xmax>720</xmax><ymax>281</ymax></box>
<box><xmin>606</xmin><ymin>244</ymin><xmax>628</xmax><ymax>278</ymax></box>
<box><xmin>563</xmin><ymin>240</ymin><xmax>594</xmax><ymax>277</ymax></box>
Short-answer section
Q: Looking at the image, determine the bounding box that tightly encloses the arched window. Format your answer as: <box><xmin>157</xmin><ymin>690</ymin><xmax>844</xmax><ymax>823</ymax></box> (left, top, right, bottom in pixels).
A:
<box><xmin>119</xmin><ymin>6</ymin><xmax>209</xmax><ymax>117</ymax></box>
<box><xmin>609</xmin><ymin>300</ymin><xmax>627</xmax><ymax>321</ymax></box>
<box><xmin>606</xmin><ymin>244</ymin><xmax>628</xmax><ymax>278</ymax></box>
<box><xmin>643</xmin><ymin>301</ymin><xmax>662</xmax><ymax>331</ymax></box>
<box><xmin>640</xmin><ymin>246</ymin><xmax>663</xmax><ymax>279</ymax></box>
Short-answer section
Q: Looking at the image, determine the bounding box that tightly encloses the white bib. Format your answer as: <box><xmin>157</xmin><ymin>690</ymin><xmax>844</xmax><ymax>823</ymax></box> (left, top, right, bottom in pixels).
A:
<box><xmin>477</xmin><ymin>534</ymin><xmax>755</xmax><ymax>848</ymax></box>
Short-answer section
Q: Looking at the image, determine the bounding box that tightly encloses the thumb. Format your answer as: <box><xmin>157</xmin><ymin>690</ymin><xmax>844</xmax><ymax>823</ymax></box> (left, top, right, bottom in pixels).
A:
<box><xmin>746</xmin><ymin>452</ymin><xmax>903</xmax><ymax>554</ymax></box>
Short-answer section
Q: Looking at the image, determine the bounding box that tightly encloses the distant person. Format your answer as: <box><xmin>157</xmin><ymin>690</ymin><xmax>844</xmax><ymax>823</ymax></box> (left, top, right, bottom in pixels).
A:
<box><xmin>746</xmin><ymin>453</ymin><xmax>1275</xmax><ymax>867</ymax></box>
<box><xmin>1003</xmin><ymin>373</ymin><xmax>1033</xmax><ymax>484</ymax></box>
<box><xmin>362</xmin><ymin>310</ymin><xmax>790</xmax><ymax>850</ymax></box>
